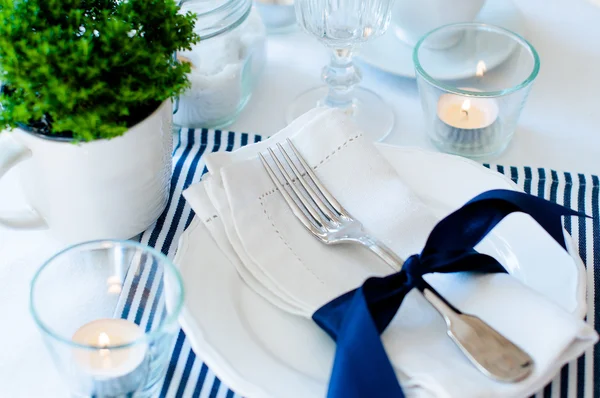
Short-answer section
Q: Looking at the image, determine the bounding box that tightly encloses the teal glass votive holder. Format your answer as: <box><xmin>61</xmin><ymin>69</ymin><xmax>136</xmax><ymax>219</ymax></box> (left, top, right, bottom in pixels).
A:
<box><xmin>413</xmin><ymin>23</ymin><xmax>540</xmax><ymax>158</ymax></box>
<box><xmin>30</xmin><ymin>240</ymin><xmax>184</xmax><ymax>397</ymax></box>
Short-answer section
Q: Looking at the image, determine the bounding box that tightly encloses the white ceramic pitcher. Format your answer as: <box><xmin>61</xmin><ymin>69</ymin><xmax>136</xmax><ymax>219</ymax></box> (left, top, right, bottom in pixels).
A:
<box><xmin>0</xmin><ymin>100</ymin><xmax>173</xmax><ymax>244</ymax></box>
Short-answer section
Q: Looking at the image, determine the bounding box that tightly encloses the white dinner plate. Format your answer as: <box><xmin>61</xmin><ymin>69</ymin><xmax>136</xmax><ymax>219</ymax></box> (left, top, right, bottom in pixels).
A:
<box><xmin>170</xmin><ymin>145</ymin><xmax>587</xmax><ymax>398</ymax></box>
<box><xmin>358</xmin><ymin>0</ymin><xmax>527</xmax><ymax>78</ymax></box>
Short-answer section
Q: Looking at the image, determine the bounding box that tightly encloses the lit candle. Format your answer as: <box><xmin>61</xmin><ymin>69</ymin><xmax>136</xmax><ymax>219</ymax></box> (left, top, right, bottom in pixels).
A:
<box><xmin>72</xmin><ymin>319</ymin><xmax>148</xmax><ymax>396</ymax></box>
<box><xmin>437</xmin><ymin>93</ymin><xmax>498</xmax><ymax>130</ymax></box>
<box><xmin>435</xmin><ymin>88</ymin><xmax>499</xmax><ymax>154</ymax></box>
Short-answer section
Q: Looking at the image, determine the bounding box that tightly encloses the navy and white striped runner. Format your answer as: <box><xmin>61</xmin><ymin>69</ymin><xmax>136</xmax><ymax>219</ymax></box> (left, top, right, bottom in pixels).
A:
<box><xmin>484</xmin><ymin>165</ymin><xmax>599</xmax><ymax>398</ymax></box>
<box><xmin>120</xmin><ymin>129</ymin><xmax>599</xmax><ymax>398</ymax></box>
<box><xmin>117</xmin><ymin>128</ymin><xmax>256</xmax><ymax>398</ymax></box>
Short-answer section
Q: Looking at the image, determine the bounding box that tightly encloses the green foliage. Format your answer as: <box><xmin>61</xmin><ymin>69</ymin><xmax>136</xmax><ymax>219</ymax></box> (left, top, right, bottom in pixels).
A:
<box><xmin>0</xmin><ymin>0</ymin><xmax>199</xmax><ymax>141</ymax></box>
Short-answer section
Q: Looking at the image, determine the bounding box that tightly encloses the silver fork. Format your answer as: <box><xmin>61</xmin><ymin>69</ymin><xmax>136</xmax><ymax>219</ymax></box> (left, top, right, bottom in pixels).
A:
<box><xmin>259</xmin><ymin>138</ymin><xmax>534</xmax><ymax>383</ymax></box>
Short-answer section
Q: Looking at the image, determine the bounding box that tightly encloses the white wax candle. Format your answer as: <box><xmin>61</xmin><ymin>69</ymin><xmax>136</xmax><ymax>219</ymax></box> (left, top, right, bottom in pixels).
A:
<box><xmin>437</xmin><ymin>92</ymin><xmax>499</xmax><ymax>129</ymax></box>
<box><xmin>72</xmin><ymin>318</ymin><xmax>146</xmax><ymax>379</ymax></box>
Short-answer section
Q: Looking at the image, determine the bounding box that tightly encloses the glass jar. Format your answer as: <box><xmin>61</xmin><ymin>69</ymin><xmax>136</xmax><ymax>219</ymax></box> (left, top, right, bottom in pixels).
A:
<box><xmin>174</xmin><ymin>0</ymin><xmax>267</xmax><ymax>129</ymax></box>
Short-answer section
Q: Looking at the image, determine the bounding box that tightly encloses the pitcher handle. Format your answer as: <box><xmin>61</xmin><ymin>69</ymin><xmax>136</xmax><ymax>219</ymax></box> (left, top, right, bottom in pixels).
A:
<box><xmin>0</xmin><ymin>133</ymin><xmax>47</xmax><ymax>229</ymax></box>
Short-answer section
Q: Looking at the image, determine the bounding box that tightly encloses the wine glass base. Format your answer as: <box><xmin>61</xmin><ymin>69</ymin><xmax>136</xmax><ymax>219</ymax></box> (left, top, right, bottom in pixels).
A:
<box><xmin>286</xmin><ymin>86</ymin><xmax>395</xmax><ymax>142</ymax></box>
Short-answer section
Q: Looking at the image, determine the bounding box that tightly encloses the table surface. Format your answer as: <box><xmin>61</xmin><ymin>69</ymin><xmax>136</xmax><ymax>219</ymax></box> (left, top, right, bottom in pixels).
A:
<box><xmin>1</xmin><ymin>0</ymin><xmax>599</xmax><ymax>396</ymax></box>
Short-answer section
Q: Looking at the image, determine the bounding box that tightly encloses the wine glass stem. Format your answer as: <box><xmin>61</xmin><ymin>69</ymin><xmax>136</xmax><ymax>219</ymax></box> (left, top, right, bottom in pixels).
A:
<box><xmin>321</xmin><ymin>48</ymin><xmax>362</xmax><ymax>109</ymax></box>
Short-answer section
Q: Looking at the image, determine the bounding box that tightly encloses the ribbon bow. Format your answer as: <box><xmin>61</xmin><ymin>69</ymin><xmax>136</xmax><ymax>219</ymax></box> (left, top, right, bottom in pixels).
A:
<box><xmin>313</xmin><ymin>189</ymin><xmax>583</xmax><ymax>398</ymax></box>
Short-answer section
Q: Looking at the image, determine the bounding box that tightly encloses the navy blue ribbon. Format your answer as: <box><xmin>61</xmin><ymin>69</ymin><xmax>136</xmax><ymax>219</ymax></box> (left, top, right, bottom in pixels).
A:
<box><xmin>313</xmin><ymin>189</ymin><xmax>584</xmax><ymax>398</ymax></box>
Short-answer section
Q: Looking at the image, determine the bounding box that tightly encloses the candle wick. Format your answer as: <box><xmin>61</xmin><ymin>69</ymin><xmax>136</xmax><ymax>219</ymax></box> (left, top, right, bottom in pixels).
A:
<box><xmin>460</xmin><ymin>99</ymin><xmax>471</xmax><ymax>120</ymax></box>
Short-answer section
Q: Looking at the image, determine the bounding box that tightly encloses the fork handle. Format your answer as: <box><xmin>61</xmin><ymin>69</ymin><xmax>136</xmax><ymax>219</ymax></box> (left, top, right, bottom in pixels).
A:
<box><xmin>358</xmin><ymin>236</ymin><xmax>535</xmax><ymax>383</ymax></box>
<box><xmin>357</xmin><ymin>235</ymin><xmax>405</xmax><ymax>271</ymax></box>
<box><xmin>357</xmin><ymin>235</ymin><xmax>462</xmax><ymax>316</ymax></box>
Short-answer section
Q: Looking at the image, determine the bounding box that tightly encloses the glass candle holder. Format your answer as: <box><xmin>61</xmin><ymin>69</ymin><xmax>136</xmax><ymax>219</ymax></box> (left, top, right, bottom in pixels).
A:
<box><xmin>30</xmin><ymin>241</ymin><xmax>184</xmax><ymax>397</ymax></box>
<box><xmin>413</xmin><ymin>23</ymin><xmax>539</xmax><ymax>158</ymax></box>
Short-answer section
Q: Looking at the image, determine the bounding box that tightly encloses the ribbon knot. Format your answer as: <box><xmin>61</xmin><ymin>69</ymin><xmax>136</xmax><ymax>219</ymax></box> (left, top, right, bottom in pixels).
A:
<box><xmin>313</xmin><ymin>189</ymin><xmax>584</xmax><ymax>398</ymax></box>
<box><xmin>402</xmin><ymin>254</ymin><xmax>424</xmax><ymax>288</ymax></box>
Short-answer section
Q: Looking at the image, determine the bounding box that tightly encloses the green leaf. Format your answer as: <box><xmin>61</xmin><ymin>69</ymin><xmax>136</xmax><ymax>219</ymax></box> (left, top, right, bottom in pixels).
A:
<box><xmin>0</xmin><ymin>0</ymin><xmax>199</xmax><ymax>141</ymax></box>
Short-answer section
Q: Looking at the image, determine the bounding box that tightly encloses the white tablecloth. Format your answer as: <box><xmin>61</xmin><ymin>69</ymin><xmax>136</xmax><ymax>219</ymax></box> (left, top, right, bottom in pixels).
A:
<box><xmin>1</xmin><ymin>0</ymin><xmax>599</xmax><ymax>396</ymax></box>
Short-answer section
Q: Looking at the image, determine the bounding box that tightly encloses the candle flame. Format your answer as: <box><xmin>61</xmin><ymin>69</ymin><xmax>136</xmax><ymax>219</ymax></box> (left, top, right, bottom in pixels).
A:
<box><xmin>476</xmin><ymin>60</ymin><xmax>487</xmax><ymax>77</ymax></box>
<box><xmin>98</xmin><ymin>332</ymin><xmax>111</xmax><ymax>358</ymax></box>
<box><xmin>98</xmin><ymin>332</ymin><xmax>110</xmax><ymax>348</ymax></box>
<box><xmin>461</xmin><ymin>99</ymin><xmax>471</xmax><ymax>112</ymax></box>
<box><xmin>461</xmin><ymin>99</ymin><xmax>471</xmax><ymax>119</ymax></box>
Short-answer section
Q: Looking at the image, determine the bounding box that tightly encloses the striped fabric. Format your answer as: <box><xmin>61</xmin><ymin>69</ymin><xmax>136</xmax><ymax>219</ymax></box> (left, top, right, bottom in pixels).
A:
<box><xmin>118</xmin><ymin>128</ymin><xmax>255</xmax><ymax>398</ymax></box>
<box><xmin>120</xmin><ymin>128</ymin><xmax>599</xmax><ymax>398</ymax></box>
<box><xmin>484</xmin><ymin>165</ymin><xmax>599</xmax><ymax>398</ymax></box>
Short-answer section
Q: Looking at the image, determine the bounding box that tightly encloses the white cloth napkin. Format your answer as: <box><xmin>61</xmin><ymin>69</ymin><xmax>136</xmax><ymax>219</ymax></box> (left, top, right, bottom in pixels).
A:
<box><xmin>183</xmin><ymin>108</ymin><xmax>598</xmax><ymax>397</ymax></box>
<box><xmin>187</xmin><ymin>108</ymin><xmax>438</xmax><ymax>315</ymax></box>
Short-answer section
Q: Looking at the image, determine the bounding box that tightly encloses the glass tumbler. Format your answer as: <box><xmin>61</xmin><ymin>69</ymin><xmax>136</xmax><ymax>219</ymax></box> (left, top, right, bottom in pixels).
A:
<box><xmin>30</xmin><ymin>240</ymin><xmax>184</xmax><ymax>397</ymax></box>
<box><xmin>414</xmin><ymin>23</ymin><xmax>540</xmax><ymax>158</ymax></box>
<box><xmin>288</xmin><ymin>0</ymin><xmax>396</xmax><ymax>141</ymax></box>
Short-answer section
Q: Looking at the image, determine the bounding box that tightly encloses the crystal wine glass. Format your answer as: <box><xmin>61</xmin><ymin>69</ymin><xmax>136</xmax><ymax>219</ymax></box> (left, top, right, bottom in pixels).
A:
<box><xmin>288</xmin><ymin>0</ymin><xmax>396</xmax><ymax>141</ymax></box>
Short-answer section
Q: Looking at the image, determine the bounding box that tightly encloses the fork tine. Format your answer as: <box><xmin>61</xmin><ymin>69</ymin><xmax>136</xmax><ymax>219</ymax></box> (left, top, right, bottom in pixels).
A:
<box><xmin>259</xmin><ymin>152</ymin><xmax>324</xmax><ymax>234</ymax></box>
<box><xmin>286</xmin><ymin>138</ymin><xmax>349</xmax><ymax>218</ymax></box>
<box><xmin>266</xmin><ymin>147</ymin><xmax>330</xmax><ymax>228</ymax></box>
<box><xmin>276</xmin><ymin>142</ymin><xmax>339</xmax><ymax>223</ymax></box>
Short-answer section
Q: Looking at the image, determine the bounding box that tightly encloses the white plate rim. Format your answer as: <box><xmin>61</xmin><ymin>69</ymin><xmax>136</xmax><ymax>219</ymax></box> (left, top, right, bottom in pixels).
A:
<box><xmin>175</xmin><ymin>221</ymin><xmax>282</xmax><ymax>398</ymax></box>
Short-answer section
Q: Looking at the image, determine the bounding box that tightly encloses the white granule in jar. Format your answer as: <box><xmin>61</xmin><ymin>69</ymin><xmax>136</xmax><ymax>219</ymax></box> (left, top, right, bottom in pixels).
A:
<box><xmin>173</xmin><ymin>10</ymin><xmax>266</xmax><ymax>128</ymax></box>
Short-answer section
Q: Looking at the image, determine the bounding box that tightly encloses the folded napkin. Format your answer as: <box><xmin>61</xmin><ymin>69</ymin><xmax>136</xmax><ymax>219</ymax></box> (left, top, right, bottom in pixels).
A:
<box><xmin>186</xmin><ymin>108</ymin><xmax>438</xmax><ymax>315</ymax></box>
<box><xmin>184</xmin><ymin>108</ymin><xmax>598</xmax><ymax>397</ymax></box>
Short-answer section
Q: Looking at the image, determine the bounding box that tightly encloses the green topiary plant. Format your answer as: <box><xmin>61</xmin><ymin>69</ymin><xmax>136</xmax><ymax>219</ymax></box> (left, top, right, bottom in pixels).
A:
<box><xmin>0</xmin><ymin>0</ymin><xmax>200</xmax><ymax>141</ymax></box>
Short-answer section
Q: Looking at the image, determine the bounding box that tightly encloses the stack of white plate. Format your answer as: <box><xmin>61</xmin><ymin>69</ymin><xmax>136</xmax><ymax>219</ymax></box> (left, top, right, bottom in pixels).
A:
<box><xmin>167</xmin><ymin>144</ymin><xmax>586</xmax><ymax>398</ymax></box>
